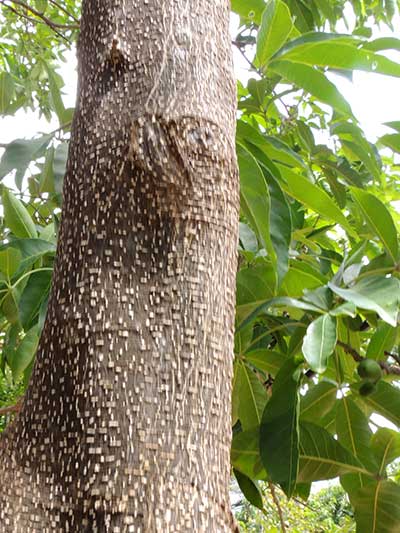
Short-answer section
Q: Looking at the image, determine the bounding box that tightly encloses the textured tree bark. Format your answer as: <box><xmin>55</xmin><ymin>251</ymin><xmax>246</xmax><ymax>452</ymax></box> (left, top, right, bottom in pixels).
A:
<box><xmin>0</xmin><ymin>0</ymin><xmax>239</xmax><ymax>531</ymax></box>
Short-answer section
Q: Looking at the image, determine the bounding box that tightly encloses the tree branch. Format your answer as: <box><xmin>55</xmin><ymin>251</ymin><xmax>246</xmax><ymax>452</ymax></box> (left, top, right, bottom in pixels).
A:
<box><xmin>337</xmin><ymin>340</ymin><xmax>363</xmax><ymax>362</ymax></box>
<box><xmin>385</xmin><ymin>351</ymin><xmax>400</xmax><ymax>366</ymax></box>
<box><xmin>0</xmin><ymin>401</ymin><xmax>21</xmax><ymax>417</ymax></box>
<box><xmin>48</xmin><ymin>0</ymin><xmax>79</xmax><ymax>24</ymax></box>
<box><xmin>1</xmin><ymin>0</ymin><xmax>79</xmax><ymax>43</ymax></box>
<box><xmin>337</xmin><ymin>340</ymin><xmax>400</xmax><ymax>375</ymax></box>
<box><xmin>268</xmin><ymin>482</ymin><xmax>287</xmax><ymax>533</ymax></box>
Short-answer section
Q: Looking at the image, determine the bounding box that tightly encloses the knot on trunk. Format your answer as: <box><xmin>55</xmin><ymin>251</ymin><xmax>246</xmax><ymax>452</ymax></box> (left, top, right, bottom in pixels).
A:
<box><xmin>129</xmin><ymin>115</ymin><xmax>231</xmax><ymax>191</ymax></box>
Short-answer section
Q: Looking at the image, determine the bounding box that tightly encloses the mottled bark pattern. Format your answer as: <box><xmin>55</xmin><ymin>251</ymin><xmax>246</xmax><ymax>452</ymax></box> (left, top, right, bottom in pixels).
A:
<box><xmin>0</xmin><ymin>0</ymin><xmax>239</xmax><ymax>531</ymax></box>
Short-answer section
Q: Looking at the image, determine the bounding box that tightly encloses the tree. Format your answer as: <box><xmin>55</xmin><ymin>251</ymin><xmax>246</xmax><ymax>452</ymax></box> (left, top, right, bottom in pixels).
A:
<box><xmin>1</xmin><ymin>1</ymin><xmax>400</xmax><ymax>532</ymax></box>
<box><xmin>0</xmin><ymin>0</ymin><xmax>240</xmax><ymax>530</ymax></box>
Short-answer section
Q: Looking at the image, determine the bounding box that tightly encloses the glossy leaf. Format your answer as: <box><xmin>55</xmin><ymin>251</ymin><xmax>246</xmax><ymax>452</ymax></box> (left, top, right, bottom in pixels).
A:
<box><xmin>237</xmin><ymin>360</ymin><xmax>268</xmax><ymax>431</ymax></box>
<box><xmin>353</xmin><ymin>481</ymin><xmax>400</xmax><ymax>533</ymax></box>
<box><xmin>366</xmin><ymin>323</ymin><xmax>397</xmax><ymax>360</ymax></box>
<box><xmin>245</xmin><ymin>349</ymin><xmax>287</xmax><ymax>376</ymax></box>
<box><xmin>355</xmin><ymin>381</ymin><xmax>400</xmax><ymax>427</ymax></box>
<box><xmin>9</xmin><ymin>326</ymin><xmax>39</xmax><ymax>379</ymax></box>
<box><xmin>329</xmin><ymin>276</ymin><xmax>400</xmax><ymax>327</ymax></box>
<box><xmin>275</xmin><ymin>37</ymin><xmax>400</xmax><ymax>77</ymax></box>
<box><xmin>269</xmin><ymin>60</ymin><xmax>352</xmax><ymax>115</ymax></box>
<box><xmin>0</xmin><ymin>248</ymin><xmax>21</xmax><ymax>279</ymax></box>
<box><xmin>2</xmin><ymin>188</ymin><xmax>37</xmax><ymax>239</ymax></box>
<box><xmin>371</xmin><ymin>428</ymin><xmax>400</xmax><ymax>475</ymax></box>
<box><xmin>0</xmin><ymin>134</ymin><xmax>52</xmax><ymax>182</ymax></box>
<box><xmin>277</xmin><ymin>166</ymin><xmax>353</xmax><ymax>232</ymax></box>
<box><xmin>351</xmin><ymin>188</ymin><xmax>398</xmax><ymax>263</ymax></box>
<box><xmin>302</xmin><ymin>314</ymin><xmax>337</xmax><ymax>373</ymax></box>
<box><xmin>19</xmin><ymin>270</ymin><xmax>53</xmax><ymax>330</ymax></box>
<box><xmin>257</xmin><ymin>0</ymin><xmax>293</xmax><ymax>67</ymax></box>
<box><xmin>300</xmin><ymin>381</ymin><xmax>337</xmax><ymax>422</ymax></box>
<box><xmin>298</xmin><ymin>421</ymin><xmax>368</xmax><ymax>482</ymax></box>
<box><xmin>237</xmin><ymin>144</ymin><xmax>275</xmax><ymax>281</ymax></box>
<box><xmin>337</xmin><ymin>397</ymin><xmax>377</xmax><ymax>496</ymax></box>
<box><xmin>379</xmin><ymin>133</ymin><xmax>400</xmax><ymax>153</ymax></box>
<box><xmin>234</xmin><ymin>469</ymin><xmax>264</xmax><ymax>510</ymax></box>
<box><xmin>231</xmin><ymin>428</ymin><xmax>265</xmax><ymax>480</ymax></box>
<box><xmin>260</xmin><ymin>358</ymin><xmax>301</xmax><ymax>496</ymax></box>
<box><xmin>0</xmin><ymin>72</ymin><xmax>15</xmax><ymax>114</ymax></box>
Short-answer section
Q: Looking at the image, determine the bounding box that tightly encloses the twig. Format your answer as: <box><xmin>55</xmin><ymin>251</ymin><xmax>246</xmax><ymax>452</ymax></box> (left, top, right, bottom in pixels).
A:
<box><xmin>9</xmin><ymin>0</ymin><xmax>79</xmax><ymax>28</ymax></box>
<box><xmin>337</xmin><ymin>340</ymin><xmax>400</xmax><ymax>375</ymax></box>
<box><xmin>48</xmin><ymin>0</ymin><xmax>79</xmax><ymax>24</ymax></box>
<box><xmin>232</xmin><ymin>41</ymin><xmax>262</xmax><ymax>75</ymax></box>
<box><xmin>268</xmin><ymin>482</ymin><xmax>287</xmax><ymax>533</ymax></box>
<box><xmin>0</xmin><ymin>401</ymin><xmax>22</xmax><ymax>417</ymax></box>
<box><xmin>337</xmin><ymin>340</ymin><xmax>363</xmax><ymax>362</ymax></box>
<box><xmin>1</xmin><ymin>0</ymin><xmax>78</xmax><ymax>43</ymax></box>
<box><xmin>385</xmin><ymin>351</ymin><xmax>400</xmax><ymax>365</ymax></box>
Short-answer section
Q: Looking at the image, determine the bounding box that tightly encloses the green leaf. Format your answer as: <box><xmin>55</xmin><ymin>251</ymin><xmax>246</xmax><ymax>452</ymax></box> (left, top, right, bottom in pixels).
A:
<box><xmin>328</xmin><ymin>276</ymin><xmax>400</xmax><ymax>327</ymax></box>
<box><xmin>351</xmin><ymin>188</ymin><xmax>398</xmax><ymax>263</ymax></box>
<box><xmin>0</xmin><ymin>72</ymin><xmax>15</xmax><ymax>114</ymax></box>
<box><xmin>275</xmin><ymin>37</ymin><xmax>400</xmax><ymax>78</ymax></box>
<box><xmin>234</xmin><ymin>469</ymin><xmax>264</xmax><ymax>510</ymax></box>
<box><xmin>2</xmin><ymin>287</ymin><xmax>19</xmax><ymax>324</ymax></box>
<box><xmin>298</xmin><ymin>421</ymin><xmax>367</xmax><ymax>482</ymax></box>
<box><xmin>269</xmin><ymin>60</ymin><xmax>353</xmax><ymax>115</ymax></box>
<box><xmin>277</xmin><ymin>166</ymin><xmax>353</xmax><ymax>232</ymax></box>
<box><xmin>257</xmin><ymin>0</ymin><xmax>293</xmax><ymax>67</ymax></box>
<box><xmin>2</xmin><ymin>188</ymin><xmax>37</xmax><ymax>238</ymax></box>
<box><xmin>237</xmin><ymin>143</ymin><xmax>278</xmax><ymax>286</ymax></box>
<box><xmin>302</xmin><ymin>314</ymin><xmax>337</xmax><ymax>373</ymax></box>
<box><xmin>237</xmin><ymin>360</ymin><xmax>268</xmax><ymax>431</ymax></box>
<box><xmin>300</xmin><ymin>381</ymin><xmax>337</xmax><ymax>422</ymax></box>
<box><xmin>364</xmin><ymin>38</ymin><xmax>400</xmax><ymax>53</ymax></box>
<box><xmin>236</xmin><ymin>264</ymin><xmax>276</xmax><ymax>307</ymax></box>
<box><xmin>0</xmin><ymin>247</ymin><xmax>21</xmax><ymax>279</ymax></box>
<box><xmin>337</xmin><ymin>397</ymin><xmax>377</xmax><ymax>495</ymax></box>
<box><xmin>44</xmin><ymin>63</ymin><xmax>66</xmax><ymax>124</ymax></box>
<box><xmin>239</xmin><ymin>222</ymin><xmax>258</xmax><ymax>252</ymax></box>
<box><xmin>355</xmin><ymin>381</ymin><xmax>400</xmax><ymax>427</ymax></box>
<box><xmin>237</xmin><ymin>296</ymin><xmax>323</xmax><ymax>331</ymax></box>
<box><xmin>281</xmin><ymin>261</ymin><xmax>327</xmax><ymax>297</ymax></box>
<box><xmin>260</xmin><ymin>358</ymin><xmax>301</xmax><ymax>496</ymax></box>
<box><xmin>9</xmin><ymin>326</ymin><xmax>39</xmax><ymax>379</ymax></box>
<box><xmin>231</xmin><ymin>0</ymin><xmax>265</xmax><ymax>23</ymax></box>
<box><xmin>379</xmin><ymin>133</ymin><xmax>400</xmax><ymax>153</ymax></box>
<box><xmin>53</xmin><ymin>142</ymin><xmax>69</xmax><ymax>195</ymax></box>
<box><xmin>236</xmin><ymin>122</ymin><xmax>307</xmax><ymax>170</ymax></box>
<box><xmin>366</xmin><ymin>322</ymin><xmax>397</xmax><ymax>360</ymax></box>
<box><xmin>231</xmin><ymin>429</ymin><xmax>266</xmax><ymax>480</ymax></box>
<box><xmin>9</xmin><ymin>238</ymin><xmax>56</xmax><ymax>260</ymax></box>
<box><xmin>353</xmin><ymin>481</ymin><xmax>400</xmax><ymax>533</ymax></box>
<box><xmin>238</xmin><ymin>143</ymin><xmax>271</xmax><ymax>250</ymax></box>
<box><xmin>383</xmin><ymin>121</ymin><xmax>400</xmax><ymax>133</ymax></box>
<box><xmin>263</xmin><ymin>169</ymin><xmax>292</xmax><ymax>286</ymax></box>
<box><xmin>19</xmin><ymin>270</ymin><xmax>53</xmax><ymax>329</ymax></box>
<box><xmin>245</xmin><ymin>349</ymin><xmax>287</xmax><ymax>376</ymax></box>
<box><xmin>371</xmin><ymin>428</ymin><xmax>400</xmax><ymax>475</ymax></box>
<box><xmin>330</xmin><ymin>302</ymin><xmax>357</xmax><ymax>317</ymax></box>
<box><xmin>0</xmin><ymin>134</ymin><xmax>52</xmax><ymax>182</ymax></box>
<box><xmin>34</xmin><ymin>0</ymin><xmax>48</xmax><ymax>12</ymax></box>
<box><xmin>40</xmin><ymin>146</ymin><xmax>55</xmax><ymax>194</ymax></box>
<box><xmin>302</xmin><ymin>286</ymin><xmax>333</xmax><ymax>311</ymax></box>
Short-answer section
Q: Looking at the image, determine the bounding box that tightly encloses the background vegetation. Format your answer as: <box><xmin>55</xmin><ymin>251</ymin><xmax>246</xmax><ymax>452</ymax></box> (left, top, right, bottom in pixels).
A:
<box><xmin>1</xmin><ymin>0</ymin><xmax>400</xmax><ymax>531</ymax></box>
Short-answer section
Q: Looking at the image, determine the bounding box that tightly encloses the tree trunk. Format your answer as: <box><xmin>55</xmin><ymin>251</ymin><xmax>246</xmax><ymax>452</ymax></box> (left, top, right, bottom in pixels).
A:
<box><xmin>0</xmin><ymin>0</ymin><xmax>239</xmax><ymax>531</ymax></box>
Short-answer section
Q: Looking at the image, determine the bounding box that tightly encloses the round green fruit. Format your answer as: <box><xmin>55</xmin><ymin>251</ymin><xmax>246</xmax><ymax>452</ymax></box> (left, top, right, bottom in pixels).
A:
<box><xmin>357</xmin><ymin>359</ymin><xmax>382</xmax><ymax>382</ymax></box>
<box><xmin>359</xmin><ymin>381</ymin><xmax>377</xmax><ymax>396</ymax></box>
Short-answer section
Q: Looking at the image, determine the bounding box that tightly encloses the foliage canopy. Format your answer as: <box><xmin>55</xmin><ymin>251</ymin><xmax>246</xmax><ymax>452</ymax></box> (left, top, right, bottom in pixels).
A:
<box><xmin>1</xmin><ymin>0</ymin><xmax>400</xmax><ymax>531</ymax></box>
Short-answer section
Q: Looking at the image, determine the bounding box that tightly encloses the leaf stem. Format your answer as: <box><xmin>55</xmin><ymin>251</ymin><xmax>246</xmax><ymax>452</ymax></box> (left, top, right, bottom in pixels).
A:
<box><xmin>268</xmin><ymin>482</ymin><xmax>287</xmax><ymax>533</ymax></box>
<box><xmin>12</xmin><ymin>267</ymin><xmax>53</xmax><ymax>290</ymax></box>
